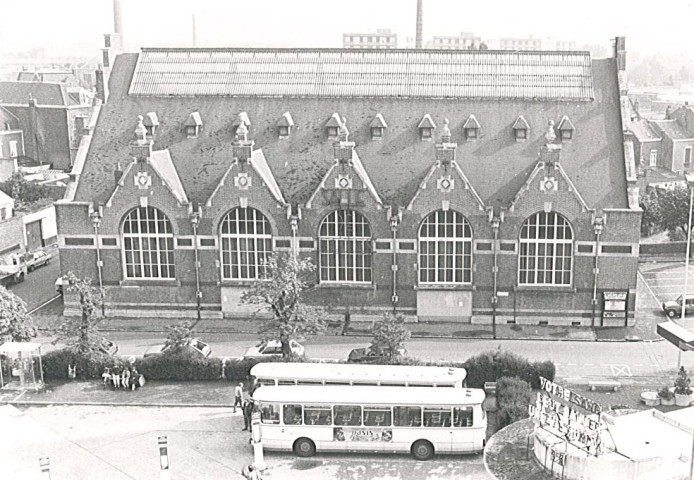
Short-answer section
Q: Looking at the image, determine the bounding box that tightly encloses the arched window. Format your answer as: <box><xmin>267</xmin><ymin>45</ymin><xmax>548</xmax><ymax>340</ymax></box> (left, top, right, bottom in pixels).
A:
<box><xmin>319</xmin><ymin>210</ymin><xmax>372</xmax><ymax>283</ymax></box>
<box><xmin>220</xmin><ymin>207</ymin><xmax>273</xmax><ymax>280</ymax></box>
<box><xmin>122</xmin><ymin>206</ymin><xmax>175</xmax><ymax>279</ymax></box>
<box><xmin>519</xmin><ymin>212</ymin><xmax>573</xmax><ymax>285</ymax></box>
<box><xmin>418</xmin><ymin>210</ymin><xmax>473</xmax><ymax>284</ymax></box>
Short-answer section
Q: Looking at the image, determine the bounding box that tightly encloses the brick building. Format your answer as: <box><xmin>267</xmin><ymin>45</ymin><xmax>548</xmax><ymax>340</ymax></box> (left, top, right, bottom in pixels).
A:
<box><xmin>56</xmin><ymin>42</ymin><xmax>640</xmax><ymax>327</ymax></box>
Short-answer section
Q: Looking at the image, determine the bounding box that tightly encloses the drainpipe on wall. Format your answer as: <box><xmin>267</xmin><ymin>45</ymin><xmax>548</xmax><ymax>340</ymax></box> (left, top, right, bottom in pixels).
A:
<box><xmin>491</xmin><ymin>216</ymin><xmax>501</xmax><ymax>340</ymax></box>
<box><xmin>190</xmin><ymin>207</ymin><xmax>202</xmax><ymax>327</ymax></box>
<box><xmin>90</xmin><ymin>207</ymin><xmax>105</xmax><ymax>317</ymax></box>
<box><xmin>390</xmin><ymin>212</ymin><xmax>400</xmax><ymax>313</ymax></box>
<box><xmin>591</xmin><ymin>215</ymin><xmax>605</xmax><ymax>327</ymax></box>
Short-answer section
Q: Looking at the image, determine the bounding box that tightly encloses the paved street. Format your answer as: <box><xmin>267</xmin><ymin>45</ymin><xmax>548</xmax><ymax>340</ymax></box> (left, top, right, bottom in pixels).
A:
<box><xmin>2</xmin><ymin>404</ymin><xmax>491</xmax><ymax>480</ymax></box>
<box><xmin>6</xmin><ymin>247</ymin><xmax>61</xmax><ymax>313</ymax></box>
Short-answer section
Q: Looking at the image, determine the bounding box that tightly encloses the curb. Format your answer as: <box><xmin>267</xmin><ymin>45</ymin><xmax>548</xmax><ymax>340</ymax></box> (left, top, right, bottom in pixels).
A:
<box><xmin>3</xmin><ymin>400</ymin><xmax>237</xmax><ymax>408</ymax></box>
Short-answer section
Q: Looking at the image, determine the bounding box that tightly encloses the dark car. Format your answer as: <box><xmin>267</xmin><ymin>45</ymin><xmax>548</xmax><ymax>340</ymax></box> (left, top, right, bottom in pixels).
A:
<box><xmin>143</xmin><ymin>338</ymin><xmax>212</xmax><ymax>358</ymax></box>
<box><xmin>347</xmin><ymin>346</ymin><xmax>405</xmax><ymax>364</ymax></box>
<box><xmin>662</xmin><ymin>295</ymin><xmax>694</xmax><ymax>318</ymax></box>
<box><xmin>25</xmin><ymin>251</ymin><xmax>50</xmax><ymax>271</ymax></box>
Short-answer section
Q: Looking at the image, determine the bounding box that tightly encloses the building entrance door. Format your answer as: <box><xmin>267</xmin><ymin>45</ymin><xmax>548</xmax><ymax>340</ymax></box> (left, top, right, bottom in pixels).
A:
<box><xmin>25</xmin><ymin>220</ymin><xmax>43</xmax><ymax>250</ymax></box>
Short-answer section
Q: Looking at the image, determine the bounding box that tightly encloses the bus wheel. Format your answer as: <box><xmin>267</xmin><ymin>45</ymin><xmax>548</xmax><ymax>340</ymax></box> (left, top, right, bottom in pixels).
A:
<box><xmin>411</xmin><ymin>440</ymin><xmax>434</xmax><ymax>461</ymax></box>
<box><xmin>293</xmin><ymin>438</ymin><xmax>316</xmax><ymax>457</ymax></box>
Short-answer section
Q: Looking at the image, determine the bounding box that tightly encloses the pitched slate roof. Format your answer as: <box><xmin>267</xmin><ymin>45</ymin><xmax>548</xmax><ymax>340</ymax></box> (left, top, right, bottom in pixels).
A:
<box><xmin>75</xmin><ymin>50</ymin><xmax>627</xmax><ymax>211</ymax></box>
<box><xmin>628</xmin><ymin>119</ymin><xmax>660</xmax><ymax>142</ymax></box>
<box><xmin>652</xmin><ymin>120</ymin><xmax>694</xmax><ymax>140</ymax></box>
<box><xmin>129</xmin><ymin>48</ymin><xmax>594</xmax><ymax>100</ymax></box>
<box><xmin>0</xmin><ymin>81</ymin><xmax>75</xmax><ymax>106</ymax></box>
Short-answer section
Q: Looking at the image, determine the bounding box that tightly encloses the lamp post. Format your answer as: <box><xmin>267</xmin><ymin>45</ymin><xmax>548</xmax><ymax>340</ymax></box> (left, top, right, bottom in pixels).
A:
<box><xmin>682</xmin><ymin>175</ymin><xmax>694</xmax><ymax>325</ymax></box>
<box><xmin>90</xmin><ymin>209</ymin><xmax>105</xmax><ymax>317</ymax></box>
<box><xmin>491</xmin><ymin>216</ymin><xmax>501</xmax><ymax>340</ymax></box>
<box><xmin>190</xmin><ymin>209</ymin><xmax>202</xmax><ymax>326</ymax></box>
<box><xmin>591</xmin><ymin>216</ymin><xmax>604</xmax><ymax>328</ymax></box>
<box><xmin>390</xmin><ymin>214</ymin><xmax>399</xmax><ymax>313</ymax></box>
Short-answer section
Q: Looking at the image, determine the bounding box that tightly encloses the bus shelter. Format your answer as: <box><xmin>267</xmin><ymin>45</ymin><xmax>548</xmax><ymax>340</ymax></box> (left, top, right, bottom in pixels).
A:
<box><xmin>0</xmin><ymin>342</ymin><xmax>44</xmax><ymax>390</ymax></box>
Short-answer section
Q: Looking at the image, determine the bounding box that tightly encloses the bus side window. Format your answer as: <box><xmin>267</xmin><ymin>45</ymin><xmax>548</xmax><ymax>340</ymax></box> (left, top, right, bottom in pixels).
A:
<box><xmin>283</xmin><ymin>404</ymin><xmax>303</xmax><ymax>425</ymax></box>
<box><xmin>423</xmin><ymin>408</ymin><xmax>451</xmax><ymax>427</ymax></box>
<box><xmin>393</xmin><ymin>406</ymin><xmax>421</xmax><ymax>427</ymax></box>
<box><xmin>260</xmin><ymin>403</ymin><xmax>281</xmax><ymax>424</ymax></box>
<box><xmin>304</xmin><ymin>405</ymin><xmax>332</xmax><ymax>425</ymax></box>
<box><xmin>364</xmin><ymin>407</ymin><xmax>392</xmax><ymax>427</ymax></box>
<box><xmin>278</xmin><ymin>380</ymin><xmax>297</xmax><ymax>386</ymax></box>
<box><xmin>453</xmin><ymin>407</ymin><xmax>473</xmax><ymax>427</ymax></box>
<box><xmin>333</xmin><ymin>405</ymin><xmax>361</xmax><ymax>426</ymax></box>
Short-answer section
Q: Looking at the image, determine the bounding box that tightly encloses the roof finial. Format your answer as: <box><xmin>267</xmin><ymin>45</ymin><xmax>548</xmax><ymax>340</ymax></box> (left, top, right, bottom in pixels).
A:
<box><xmin>441</xmin><ymin>118</ymin><xmax>451</xmax><ymax>142</ymax></box>
<box><xmin>339</xmin><ymin>116</ymin><xmax>349</xmax><ymax>141</ymax></box>
<box><xmin>134</xmin><ymin>115</ymin><xmax>147</xmax><ymax>144</ymax></box>
<box><xmin>545</xmin><ymin>120</ymin><xmax>556</xmax><ymax>143</ymax></box>
<box><xmin>236</xmin><ymin>121</ymin><xmax>248</xmax><ymax>141</ymax></box>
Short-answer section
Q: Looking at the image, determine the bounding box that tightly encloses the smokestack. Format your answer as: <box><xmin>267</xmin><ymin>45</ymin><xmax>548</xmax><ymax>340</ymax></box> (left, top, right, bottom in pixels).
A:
<box><xmin>415</xmin><ymin>0</ymin><xmax>423</xmax><ymax>49</ymax></box>
<box><xmin>113</xmin><ymin>0</ymin><xmax>123</xmax><ymax>35</ymax></box>
<box><xmin>192</xmin><ymin>14</ymin><xmax>197</xmax><ymax>47</ymax></box>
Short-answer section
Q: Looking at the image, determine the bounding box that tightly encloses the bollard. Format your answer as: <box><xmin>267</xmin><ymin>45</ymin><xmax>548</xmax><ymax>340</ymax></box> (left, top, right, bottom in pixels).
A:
<box><xmin>158</xmin><ymin>435</ymin><xmax>171</xmax><ymax>480</ymax></box>
<box><xmin>39</xmin><ymin>457</ymin><xmax>51</xmax><ymax>480</ymax></box>
<box><xmin>251</xmin><ymin>412</ymin><xmax>267</xmax><ymax>470</ymax></box>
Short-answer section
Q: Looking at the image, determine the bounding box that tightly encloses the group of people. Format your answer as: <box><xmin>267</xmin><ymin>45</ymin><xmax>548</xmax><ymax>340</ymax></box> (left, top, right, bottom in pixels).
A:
<box><xmin>102</xmin><ymin>365</ymin><xmax>145</xmax><ymax>391</ymax></box>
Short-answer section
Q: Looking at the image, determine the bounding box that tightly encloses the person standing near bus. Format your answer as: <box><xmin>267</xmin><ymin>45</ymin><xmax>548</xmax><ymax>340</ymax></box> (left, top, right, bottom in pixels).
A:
<box><xmin>234</xmin><ymin>382</ymin><xmax>244</xmax><ymax>413</ymax></box>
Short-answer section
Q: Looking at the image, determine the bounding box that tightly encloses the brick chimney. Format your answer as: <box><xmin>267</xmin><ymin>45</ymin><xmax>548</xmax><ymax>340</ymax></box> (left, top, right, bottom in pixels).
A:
<box><xmin>27</xmin><ymin>94</ymin><xmax>40</xmax><ymax>163</ymax></box>
<box><xmin>614</xmin><ymin>36</ymin><xmax>627</xmax><ymax>96</ymax></box>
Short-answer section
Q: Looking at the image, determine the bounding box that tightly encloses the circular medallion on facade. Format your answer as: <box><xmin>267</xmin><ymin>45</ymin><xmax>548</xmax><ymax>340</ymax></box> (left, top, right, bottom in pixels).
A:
<box><xmin>440</xmin><ymin>178</ymin><xmax>451</xmax><ymax>190</ymax></box>
<box><xmin>544</xmin><ymin>179</ymin><xmax>555</xmax><ymax>190</ymax></box>
<box><xmin>338</xmin><ymin>177</ymin><xmax>350</xmax><ymax>189</ymax></box>
<box><xmin>238</xmin><ymin>176</ymin><xmax>248</xmax><ymax>187</ymax></box>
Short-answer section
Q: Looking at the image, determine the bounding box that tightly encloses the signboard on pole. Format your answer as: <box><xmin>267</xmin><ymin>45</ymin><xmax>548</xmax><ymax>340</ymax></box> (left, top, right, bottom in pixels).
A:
<box><xmin>158</xmin><ymin>436</ymin><xmax>170</xmax><ymax>480</ymax></box>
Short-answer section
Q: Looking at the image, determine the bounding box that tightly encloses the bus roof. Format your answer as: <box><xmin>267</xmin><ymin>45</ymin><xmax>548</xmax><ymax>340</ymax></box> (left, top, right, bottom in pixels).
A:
<box><xmin>252</xmin><ymin>385</ymin><xmax>485</xmax><ymax>405</ymax></box>
<box><xmin>249</xmin><ymin>362</ymin><xmax>467</xmax><ymax>384</ymax></box>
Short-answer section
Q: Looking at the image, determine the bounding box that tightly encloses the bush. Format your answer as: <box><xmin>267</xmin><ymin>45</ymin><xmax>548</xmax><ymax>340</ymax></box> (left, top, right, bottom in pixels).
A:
<box><xmin>43</xmin><ymin>348</ymin><xmax>126</xmax><ymax>380</ymax></box>
<box><xmin>496</xmin><ymin>376</ymin><xmax>533</xmax><ymax>429</ymax></box>
<box><xmin>462</xmin><ymin>349</ymin><xmax>555</xmax><ymax>389</ymax></box>
<box><xmin>135</xmin><ymin>350</ymin><xmax>222</xmax><ymax>381</ymax></box>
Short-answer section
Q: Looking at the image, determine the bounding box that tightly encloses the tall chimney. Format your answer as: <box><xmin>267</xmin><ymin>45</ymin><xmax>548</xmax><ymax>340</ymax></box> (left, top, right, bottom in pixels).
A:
<box><xmin>192</xmin><ymin>13</ymin><xmax>197</xmax><ymax>47</ymax></box>
<box><xmin>415</xmin><ymin>0</ymin><xmax>423</xmax><ymax>49</ymax></box>
<box><xmin>113</xmin><ymin>0</ymin><xmax>123</xmax><ymax>35</ymax></box>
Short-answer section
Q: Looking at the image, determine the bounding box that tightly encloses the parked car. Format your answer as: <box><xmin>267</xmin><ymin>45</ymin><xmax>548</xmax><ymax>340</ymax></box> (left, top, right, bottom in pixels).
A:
<box><xmin>55</xmin><ymin>276</ymin><xmax>66</xmax><ymax>295</ymax></box>
<box><xmin>662</xmin><ymin>295</ymin><xmax>694</xmax><ymax>318</ymax></box>
<box><xmin>347</xmin><ymin>346</ymin><xmax>405</xmax><ymax>364</ymax></box>
<box><xmin>243</xmin><ymin>339</ymin><xmax>304</xmax><ymax>359</ymax></box>
<box><xmin>143</xmin><ymin>338</ymin><xmax>212</xmax><ymax>358</ymax></box>
<box><xmin>24</xmin><ymin>251</ymin><xmax>50</xmax><ymax>271</ymax></box>
<box><xmin>100</xmin><ymin>338</ymin><xmax>119</xmax><ymax>356</ymax></box>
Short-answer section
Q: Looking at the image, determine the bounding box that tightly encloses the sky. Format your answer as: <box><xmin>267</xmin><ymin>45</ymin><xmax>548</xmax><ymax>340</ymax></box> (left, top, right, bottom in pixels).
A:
<box><xmin>1</xmin><ymin>0</ymin><xmax>694</xmax><ymax>60</ymax></box>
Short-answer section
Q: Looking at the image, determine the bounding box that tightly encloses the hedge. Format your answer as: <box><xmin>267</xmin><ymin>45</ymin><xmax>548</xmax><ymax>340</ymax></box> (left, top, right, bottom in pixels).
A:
<box><xmin>495</xmin><ymin>376</ymin><xmax>533</xmax><ymax>429</ymax></box>
<box><xmin>42</xmin><ymin>348</ymin><xmax>128</xmax><ymax>380</ymax></box>
<box><xmin>460</xmin><ymin>350</ymin><xmax>555</xmax><ymax>389</ymax></box>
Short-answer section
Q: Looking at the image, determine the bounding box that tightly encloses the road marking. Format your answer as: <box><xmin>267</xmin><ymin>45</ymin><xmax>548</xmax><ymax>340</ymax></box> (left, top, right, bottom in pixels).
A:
<box><xmin>639</xmin><ymin>270</ymin><xmax>664</xmax><ymax>305</ymax></box>
<box><xmin>29</xmin><ymin>295</ymin><xmax>61</xmax><ymax>315</ymax></box>
<box><xmin>610</xmin><ymin>364</ymin><xmax>632</xmax><ymax>377</ymax></box>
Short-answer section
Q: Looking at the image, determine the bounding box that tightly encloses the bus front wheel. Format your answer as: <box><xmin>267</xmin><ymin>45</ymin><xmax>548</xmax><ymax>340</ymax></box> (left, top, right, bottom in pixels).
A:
<box><xmin>293</xmin><ymin>438</ymin><xmax>316</xmax><ymax>457</ymax></box>
<box><xmin>411</xmin><ymin>440</ymin><xmax>434</xmax><ymax>460</ymax></box>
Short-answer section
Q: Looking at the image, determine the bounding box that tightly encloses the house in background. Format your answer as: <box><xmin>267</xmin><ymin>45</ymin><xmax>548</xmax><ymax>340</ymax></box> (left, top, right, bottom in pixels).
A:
<box><xmin>0</xmin><ymin>189</ymin><xmax>14</xmax><ymax>220</ymax></box>
<box><xmin>0</xmin><ymin>81</ymin><xmax>93</xmax><ymax>171</ymax></box>
<box><xmin>0</xmin><ymin>106</ymin><xmax>25</xmax><ymax>182</ymax></box>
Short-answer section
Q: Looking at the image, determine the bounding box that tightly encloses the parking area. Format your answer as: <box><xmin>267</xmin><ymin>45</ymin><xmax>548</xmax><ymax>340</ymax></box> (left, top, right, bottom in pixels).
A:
<box><xmin>639</xmin><ymin>262</ymin><xmax>694</xmax><ymax>304</ymax></box>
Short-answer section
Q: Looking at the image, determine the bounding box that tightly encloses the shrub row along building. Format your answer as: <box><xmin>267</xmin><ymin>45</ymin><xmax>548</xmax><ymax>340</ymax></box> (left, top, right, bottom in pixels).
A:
<box><xmin>57</xmin><ymin>39</ymin><xmax>641</xmax><ymax>326</ymax></box>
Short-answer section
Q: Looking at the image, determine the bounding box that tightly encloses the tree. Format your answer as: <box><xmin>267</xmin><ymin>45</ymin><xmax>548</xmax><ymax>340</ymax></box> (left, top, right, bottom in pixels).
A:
<box><xmin>370</xmin><ymin>313</ymin><xmax>411</xmax><ymax>363</ymax></box>
<box><xmin>496</xmin><ymin>376</ymin><xmax>533</xmax><ymax>429</ymax></box>
<box><xmin>640</xmin><ymin>186</ymin><xmax>694</xmax><ymax>240</ymax></box>
<box><xmin>0</xmin><ymin>172</ymin><xmax>50</xmax><ymax>207</ymax></box>
<box><xmin>639</xmin><ymin>187</ymin><xmax>663</xmax><ymax>236</ymax></box>
<box><xmin>164</xmin><ymin>320</ymin><xmax>193</xmax><ymax>352</ymax></box>
<box><xmin>0</xmin><ymin>286</ymin><xmax>37</xmax><ymax>342</ymax></box>
<box><xmin>53</xmin><ymin>272</ymin><xmax>105</xmax><ymax>354</ymax></box>
<box><xmin>242</xmin><ymin>253</ymin><xmax>326</xmax><ymax>360</ymax></box>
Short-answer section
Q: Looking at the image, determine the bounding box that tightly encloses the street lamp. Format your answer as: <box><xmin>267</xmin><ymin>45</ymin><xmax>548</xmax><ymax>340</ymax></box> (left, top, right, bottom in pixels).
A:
<box><xmin>591</xmin><ymin>216</ymin><xmax>604</xmax><ymax>327</ymax></box>
<box><xmin>189</xmin><ymin>208</ymin><xmax>202</xmax><ymax>326</ymax></box>
<box><xmin>682</xmin><ymin>174</ymin><xmax>694</xmax><ymax>327</ymax></box>
<box><xmin>491</xmin><ymin>216</ymin><xmax>501</xmax><ymax>340</ymax></box>
<box><xmin>390</xmin><ymin>213</ymin><xmax>400</xmax><ymax>313</ymax></box>
<box><xmin>90</xmin><ymin>208</ymin><xmax>105</xmax><ymax>317</ymax></box>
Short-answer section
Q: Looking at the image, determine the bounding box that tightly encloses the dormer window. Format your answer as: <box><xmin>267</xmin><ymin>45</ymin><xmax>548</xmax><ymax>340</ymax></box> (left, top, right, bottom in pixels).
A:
<box><xmin>418</xmin><ymin>114</ymin><xmax>436</xmax><ymax>141</ymax></box>
<box><xmin>326</xmin><ymin>112</ymin><xmax>342</xmax><ymax>139</ymax></box>
<box><xmin>463</xmin><ymin>114</ymin><xmax>480</xmax><ymax>141</ymax></box>
<box><xmin>184</xmin><ymin>112</ymin><xmax>203</xmax><ymax>138</ymax></box>
<box><xmin>369</xmin><ymin>113</ymin><xmax>388</xmax><ymax>140</ymax></box>
<box><xmin>557</xmin><ymin>116</ymin><xmax>575</xmax><ymax>141</ymax></box>
<box><xmin>277</xmin><ymin>112</ymin><xmax>294</xmax><ymax>138</ymax></box>
<box><xmin>143</xmin><ymin>112</ymin><xmax>159</xmax><ymax>137</ymax></box>
<box><xmin>512</xmin><ymin>115</ymin><xmax>529</xmax><ymax>142</ymax></box>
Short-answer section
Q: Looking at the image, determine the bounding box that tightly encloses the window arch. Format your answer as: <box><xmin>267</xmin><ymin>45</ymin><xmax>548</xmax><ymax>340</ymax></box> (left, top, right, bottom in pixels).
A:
<box><xmin>519</xmin><ymin>212</ymin><xmax>573</xmax><ymax>285</ymax></box>
<box><xmin>418</xmin><ymin>210</ymin><xmax>473</xmax><ymax>284</ymax></box>
<box><xmin>220</xmin><ymin>207</ymin><xmax>273</xmax><ymax>280</ymax></box>
<box><xmin>319</xmin><ymin>209</ymin><xmax>372</xmax><ymax>283</ymax></box>
<box><xmin>122</xmin><ymin>206</ymin><xmax>175</xmax><ymax>279</ymax></box>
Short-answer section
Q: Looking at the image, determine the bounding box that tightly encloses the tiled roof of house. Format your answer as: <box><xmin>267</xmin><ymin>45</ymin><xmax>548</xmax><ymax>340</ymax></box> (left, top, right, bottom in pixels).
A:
<box><xmin>652</xmin><ymin>119</ymin><xmax>694</xmax><ymax>140</ymax></box>
<box><xmin>628</xmin><ymin>119</ymin><xmax>660</xmax><ymax>142</ymax></box>
<box><xmin>75</xmin><ymin>50</ymin><xmax>626</xmax><ymax>211</ymax></box>
<box><xmin>0</xmin><ymin>189</ymin><xmax>13</xmax><ymax>207</ymax></box>
<box><xmin>129</xmin><ymin>48</ymin><xmax>595</xmax><ymax>100</ymax></box>
<box><xmin>0</xmin><ymin>81</ymin><xmax>75</xmax><ymax>106</ymax></box>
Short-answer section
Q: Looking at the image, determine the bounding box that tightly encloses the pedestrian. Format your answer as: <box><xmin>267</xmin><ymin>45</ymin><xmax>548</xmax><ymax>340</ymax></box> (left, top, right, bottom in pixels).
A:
<box><xmin>234</xmin><ymin>382</ymin><xmax>244</xmax><ymax>413</ymax></box>
<box><xmin>242</xmin><ymin>464</ymin><xmax>262</xmax><ymax>480</ymax></box>
<box><xmin>102</xmin><ymin>367</ymin><xmax>111</xmax><ymax>386</ymax></box>
<box><xmin>341</xmin><ymin>309</ymin><xmax>351</xmax><ymax>335</ymax></box>
<box><xmin>111</xmin><ymin>364</ymin><xmax>121</xmax><ymax>389</ymax></box>
<box><xmin>122</xmin><ymin>366</ymin><xmax>131</xmax><ymax>389</ymax></box>
<box><xmin>242</xmin><ymin>399</ymin><xmax>253</xmax><ymax>431</ymax></box>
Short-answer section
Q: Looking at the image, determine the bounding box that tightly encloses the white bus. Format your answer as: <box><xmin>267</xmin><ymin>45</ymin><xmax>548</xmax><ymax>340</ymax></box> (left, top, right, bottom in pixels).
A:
<box><xmin>252</xmin><ymin>385</ymin><xmax>486</xmax><ymax>460</ymax></box>
<box><xmin>249</xmin><ymin>362</ymin><xmax>467</xmax><ymax>389</ymax></box>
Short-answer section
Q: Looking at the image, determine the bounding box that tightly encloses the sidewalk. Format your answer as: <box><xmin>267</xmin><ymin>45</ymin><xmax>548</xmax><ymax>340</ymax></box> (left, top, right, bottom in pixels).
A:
<box><xmin>32</xmin><ymin>265</ymin><xmax>666</xmax><ymax>343</ymax></box>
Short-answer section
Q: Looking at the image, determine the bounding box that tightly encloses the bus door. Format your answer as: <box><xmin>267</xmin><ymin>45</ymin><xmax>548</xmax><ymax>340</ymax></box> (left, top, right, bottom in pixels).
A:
<box><xmin>423</xmin><ymin>406</ymin><xmax>454</xmax><ymax>453</ymax></box>
<box><xmin>450</xmin><ymin>406</ymin><xmax>476</xmax><ymax>452</ymax></box>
